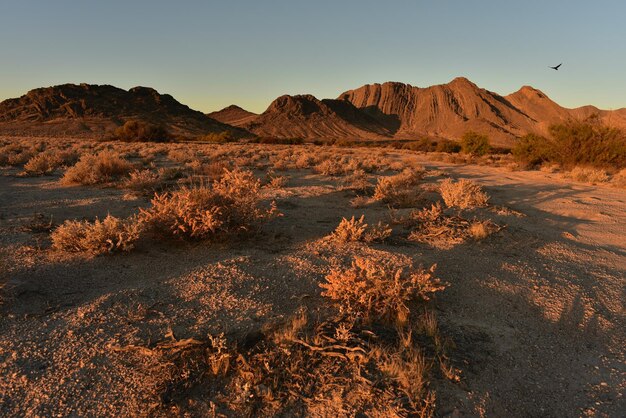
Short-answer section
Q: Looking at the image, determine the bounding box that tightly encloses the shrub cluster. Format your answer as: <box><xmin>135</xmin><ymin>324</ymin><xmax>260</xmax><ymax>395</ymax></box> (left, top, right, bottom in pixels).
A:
<box><xmin>252</xmin><ymin>136</ymin><xmax>304</xmax><ymax>145</ymax></box>
<box><xmin>460</xmin><ymin>131</ymin><xmax>491</xmax><ymax>156</ymax></box>
<box><xmin>112</xmin><ymin>120</ymin><xmax>172</xmax><ymax>143</ymax></box>
<box><xmin>198</xmin><ymin>131</ymin><xmax>236</xmax><ymax>143</ymax></box>
<box><xmin>62</xmin><ymin>151</ymin><xmax>134</xmax><ymax>185</ymax></box>
<box><xmin>373</xmin><ymin>168</ymin><xmax>425</xmax><ymax>207</ymax></box>
<box><xmin>512</xmin><ymin>120</ymin><xmax>626</xmax><ymax>169</ymax></box>
<box><xmin>439</xmin><ymin>178</ymin><xmax>489</xmax><ymax>209</ymax></box>
<box><xmin>51</xmin><ymin>215</ymin><xmax>142</xmax><ymax>255</ymax></box>
<box><xmin>320</xmin><ymin>257</ymin><xmax>445</xmax><ymax>324</ymax></box>
<box><xmin>331</xmin><ymin>215</ymin><xmax>392</xmax><ymax>243</ymax></box>
<box><xmin>400</xmin><ymin>138</ymin><xmax>462</xmax><ymax>153</ymax></box>
<box><xmin>139</xmin><ymin>169</ymin><xmax>278</xmax><ymax>239</ymax></box>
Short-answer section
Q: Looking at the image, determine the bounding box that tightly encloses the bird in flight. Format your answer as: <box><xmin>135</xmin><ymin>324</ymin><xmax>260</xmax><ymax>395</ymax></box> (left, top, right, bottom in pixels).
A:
<box><xmin>549</xmin><ymin>63</ymin><xmax>562</xmax><ymax>71</ymax></box>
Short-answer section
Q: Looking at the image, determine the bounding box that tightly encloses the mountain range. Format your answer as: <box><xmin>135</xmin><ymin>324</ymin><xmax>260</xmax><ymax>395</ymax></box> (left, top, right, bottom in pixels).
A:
<box><xmin>2</xmin><ymin>78</ymin><xmax>625</xmax><ymax>145</ymax></box>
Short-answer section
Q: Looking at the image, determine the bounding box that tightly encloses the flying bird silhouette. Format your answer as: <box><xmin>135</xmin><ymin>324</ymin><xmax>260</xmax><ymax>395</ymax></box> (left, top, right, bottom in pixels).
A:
<box><xmin>549</xmin><ymin>63</ymin><xmax>562</xmax><ymax>70</ymax></box>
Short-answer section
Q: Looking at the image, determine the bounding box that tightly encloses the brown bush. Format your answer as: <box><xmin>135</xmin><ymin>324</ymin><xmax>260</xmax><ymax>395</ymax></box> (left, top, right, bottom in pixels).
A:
<box><xmin>140</xmin><ymin>169</ymin><xmax>278</xmax><ymax>240</ymax></box>
<box><xmin>373</xmin><ymin>168</ymin><xmax>425</xmax><ymax>207</ymax></box>
<box><xmin>332</xmin><ymin>215</ymin><xmax>392</xmax><ymax>244</ymax></box>
<box><xmin>61</xmin><ymin>151</ymin><xmax>134</xmax><ymax>185</ymax></box>
<box><xmin>439</xmin><ymin>178</ymin><xmax>489</xmax><ymax>209</ymax></box>
<box><xmin>123</xmin><ymin>169</ymin><xmax>162</xmax><ymax>191</ymax></box>
<box><xmin>321</xmin><ymin>257</ymin><xmax>445</xmax><ymax>324</ymax></box>
<box><xmin>112</xmin><ymin>120</ymin><xmax>172</xmax><ymax>142</ymax></box>
<box><xmin>407</xmin><ymin>203</ymin><xmax>499</xmax><ymax>248</ymax></box>
<box><xmin>23</xmin><ymin>151</ymin><xmax>63</xmax><ymax>175</ymax></box>
<box><xmin>51</xmin><ymin>215</ymin><xmax>142</xmax><ymax>255</ymax></box>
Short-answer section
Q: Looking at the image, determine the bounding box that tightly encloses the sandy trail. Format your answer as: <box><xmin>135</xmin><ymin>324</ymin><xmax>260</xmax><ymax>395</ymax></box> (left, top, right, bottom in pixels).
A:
<box><xmin>0</xmin><ymin>152</ymin><xmax>624</xmax><ymax>417</ymax></box>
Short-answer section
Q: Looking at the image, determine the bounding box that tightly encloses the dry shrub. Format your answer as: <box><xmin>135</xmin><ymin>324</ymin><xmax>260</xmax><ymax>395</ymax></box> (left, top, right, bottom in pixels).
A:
<box><xmin>117</xmin><ymin>309</ymin><xmax>437</xmax><ymax>416</ymax></box>
<box><xmin>140</xmin><ymin>169</ymin><xmax>278</xmax><ymax>240</ymax></box>
<box><xmin>332</xmin><ymin>216</ymin><xmax>392</xmax><ymax>244</ymax></box>
<box><xmin>294</xmin><ymin>152</ymin><xmax>317</xmax><ymax>169</ymax></box>
<box><xmin>6</xmin><ymin>148</ymin><xmax>35</xmax><ymax>166</ymax></box>
<box><xmin>366</xmin><ymin>221</ymin><xmax>393</xmax><ymax>243</ymax></box>
<box><xmin>332</xmin><ymin>215</ymin><xmax>368</xmax><ymax>242</ymax></box>
<box><xmin>23</xmin><ymin>151</ymin><xmax>62</xmax><ymax>175</ymax></box>
<box><xmin>62</xmin><ymin>151</ymin><xmax>134</xmax><ymax>185</ymax></box>
<box><xmin>342</xmin><ymin>169</ymin><xmax>371</xmax><ymax>191</ymax></box>
<box><xmin>265</xmin><ymin>170</ymin><xmax>289</xmax><ymax>189</ymax></box>
<box><xmin>373</xmin><ymin>168</ymin><xmax>425</xmax><ymax>207</ymax></box>
<box><xmin>439</xmin><ymin>178</ymin><xmax>489</xmax><ymax>209</ymax></box>
<box><xmin>566</xmin><ymin>166</ymin><xmax>609</xmax><ymax>184</ymax></box>
<box><xmin>469</xmin><ymin>220</ymin><xmax>497</xmax><ymax>240</ymax></box>
<box><xmin>51</xmin><ymin>215</ymin><xmax>142</xmax><ymax>255</ymax></box>
<box><xmin>350</xmin><ymin>195</ymin><xmax>371</xmax><ymax>208</ymax></box>
<box><xmin>168</xmin><ymin>148</ymin><xmax>195</xmax><ymax>163</ymax></box>
<box><xmin>314</xmin><ymin>158</ymin><xmax>345</xmax><ymax>176</ymax></box>
<box><xmin>321</xmin><ymin>257</ymin><xmax>444</xmax><ymax>324</ymax></box>
<box><xmin>123</xmin><ymin>169</ymin><xmax>162</xmax><ymax>191</ymax></box>
<box><xmin>407</xmin><ymin>203</ymin><xmax>499</xmax><ymax>249</ymax></box>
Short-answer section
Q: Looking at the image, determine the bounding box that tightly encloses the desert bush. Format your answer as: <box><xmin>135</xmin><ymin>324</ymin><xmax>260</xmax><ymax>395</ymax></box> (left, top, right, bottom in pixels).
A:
<box><xmin>61</xmin><ymin>151</ymin><xmax>134</xmax><ymax>185</ymax></box>
<box><xmin>140</xmin><ymin>169</ymin><xmax>278</xmax><ymax>240</ymax></box>
<box><xmin>512</xmin><ymin>134</ymin><xmax>553</xmax><ymax>168</ymax></box>
<box><xmin>548</xmin><ymin>119</ymin><xmax>626</xmax><ymax>169</ymax></box>
<box><xmin>373</xmin><ymin>168</ymin><xmax>425</xmax><ymax>207</ymax></box>
<box><xmin>365</xmin><ymin>221</ymin><xmax>393</xmax><ymax>243</ymax></box>
<box><xmin>436</xmin><ymin>139</ymin><xmax>462</xmax><ymax>153</ymax></box>
<box><xmin>461</xmin><ymin>131</ymin><xmax>491</xmax><ymax>156</ymax></box>
<box><xmin>168</xmin><ymin>148</ymin><xmax>195</xmax><ymax>163</ymax></box>
<box><xmin>566</xmin><ymin>166</ymin><xmax>609</xmax><ymax>184</ymax></box>
<box><xmin>332</xmin><ymin>215</ymin><xmax>368</xmax><ymax>242</ymax></box>
<box><xmin>131</xmin><ymin>309</ymin><xmax>437</xmax><ymax>416</ymax></box>
<box><xmin>332</xmin><ymin>215</ymin><xmax>392</xmax><ymax>244</ymax></box>
<box><xmin>123</xmin><ymin>169</ymin><xmax>162</xmax><ymax>191</ymax></box>
<box><xmin>469</xmin><ymin>220</ymin><xmax>498</xmax><ymax>240</ymax></box>
<box><xmin>321</xmin><ymin>257</ymin><xmax>444</xmax><ymax>324</ymax></box>
<box><xmin>112</xmin><ymin>120</ymin><xmax>172</xmax><ymax>142</ymax></box>
<box><xmin>314</xmin><ymin>158</ymin><xmax>345</xmax><ymax>176</ymax></box>
<box><xmin>341</xmin><ymin>169</ymin><xmax>371</xmax><ymax>191</ymax></box>
<box><xmin>439</xmin><ymin>178</ymin><xmax>489</xmax><ymax>209</ymax></box>
<box><xmin>51</xmin><ymin>215</ymin><xmax>142</xmax><ymax>255</ymax></box>
<box><xmin>23</xmin><ymin>151</ymin><xmax>63</xmax><ymax>175</ymax></box>
<box><xmin>406</xmin><ymin>202</ymin><xmax>499</xmax><ymax>248</ymax></box>
<box><xmin>198</xmin><ymin>131</ymin><xmax>236</xmax><ymax>143</ymax></box>
<box><xmin>265</xmin><ymin>170</ymin><xmax>289</xmax><ymax>188</ymax></box>
<box><xmin>513</xmin><ymin>121</ymin><xmax>626</xmax><ymax>169</ymax></box>
<box><xmin>6</xmin><ymin>148</ymin><xmax>35</xmax><ymax>166</ymax></box>
<box><xmin>253</xmin><ymin>136</ymin><xmax>304</xmax><ymax>145</ymax></box>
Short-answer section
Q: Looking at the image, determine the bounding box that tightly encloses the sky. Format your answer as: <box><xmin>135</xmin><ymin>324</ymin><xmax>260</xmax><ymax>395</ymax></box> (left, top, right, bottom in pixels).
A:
<box><xmin>0</xmin><ymin>1</ymin><xmax>625</xmax><ymax>113</ymax></box>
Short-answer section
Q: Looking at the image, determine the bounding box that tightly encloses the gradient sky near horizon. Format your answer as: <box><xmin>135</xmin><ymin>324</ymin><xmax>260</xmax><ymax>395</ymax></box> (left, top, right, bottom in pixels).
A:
<box><xmin>1</xmin><ymin>1</ymin><xmax>625</xmax><ymax>114</ymax></box>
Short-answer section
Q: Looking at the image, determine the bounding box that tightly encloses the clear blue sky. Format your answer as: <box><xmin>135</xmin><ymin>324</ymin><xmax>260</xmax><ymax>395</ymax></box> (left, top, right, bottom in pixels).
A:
<box><xmin>1</xmin><ymin>1</ymin><xmax>624</xmax><ymax>113</ymax></box>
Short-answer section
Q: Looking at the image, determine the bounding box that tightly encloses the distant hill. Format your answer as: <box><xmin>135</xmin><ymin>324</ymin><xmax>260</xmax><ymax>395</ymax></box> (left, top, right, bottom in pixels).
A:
<box><xmin>2</xmin><ymin>80</ymin><xmax>625</xmax><ymax>144</ymax></box>
<box><xmin>0</xmin><ymin>84</ymin><xmax>248</xmax><ymax>138</ymax></box>
<box><xmin>208</xmin><ymin>105</ymin><xmax>258</xmax><ymax>127</ymax></box>
<box><xmin>339</xmin><ymin>78</ymin><xmax>626</xmax><ymax>146</ymax></box>
<box><xmin>242</xmin><ymin>94</ymin><xmax>392</xmax><ymax>140</ymax></box>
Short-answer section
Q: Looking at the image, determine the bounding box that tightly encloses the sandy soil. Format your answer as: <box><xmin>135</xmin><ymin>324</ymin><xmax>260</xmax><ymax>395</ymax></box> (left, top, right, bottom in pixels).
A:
<box><xmin>0</xmin><ymin>146</ymin><xmax>624</xmax><ymax>417</ymax></box>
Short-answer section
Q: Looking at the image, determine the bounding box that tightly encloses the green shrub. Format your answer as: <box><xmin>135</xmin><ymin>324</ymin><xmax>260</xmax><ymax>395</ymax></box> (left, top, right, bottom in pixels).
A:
<box><xmin>547</xmin><ymin>120</ymin><xmax>626</xmax><ymax>169</ymax></box>
<box><xmin>512</xmin><ymin>134</ymin><xmax>553</xmax><ymax>168</ymax></box>
<box><xmin>112</xmin><ymin>120</ymin><xmax>172</xmax><ymax>142</ymax></box>
<box><xmin>512</xmin><ymin>120</ymin><xmax>626</xmax><ymax>169</ymax></box>
<box><xmin>461</xmin><ymin>131</ymin><xmax>491</xmax><ymax>156</ymax></box>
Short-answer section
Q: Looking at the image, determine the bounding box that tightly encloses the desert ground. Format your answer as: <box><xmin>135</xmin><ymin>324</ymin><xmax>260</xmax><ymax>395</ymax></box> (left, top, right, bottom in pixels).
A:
<box><xmin>0</xmin><ymin>138</ymin><xmax>624</xmax><ymax>417</ymax></box>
